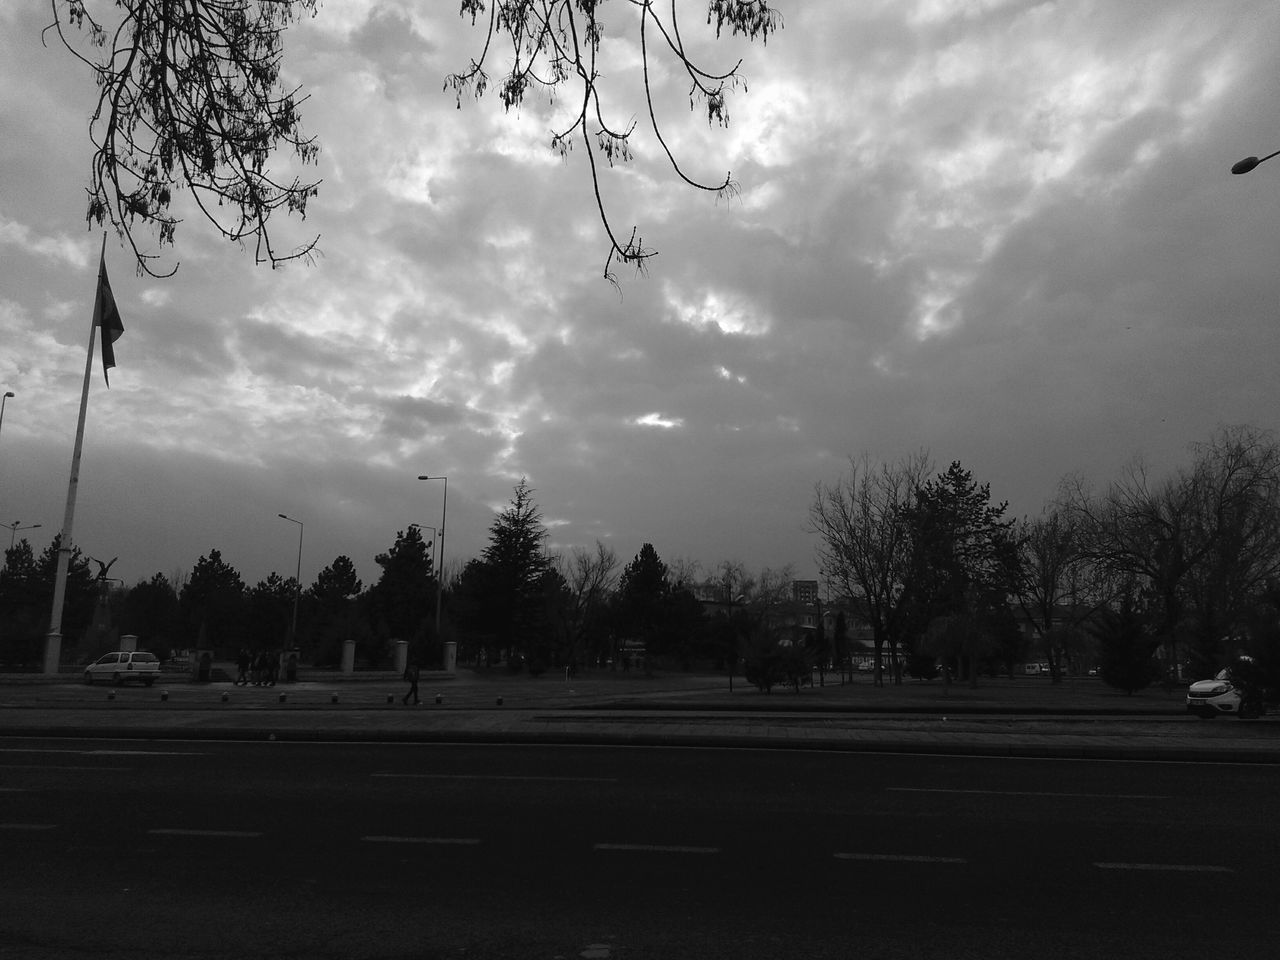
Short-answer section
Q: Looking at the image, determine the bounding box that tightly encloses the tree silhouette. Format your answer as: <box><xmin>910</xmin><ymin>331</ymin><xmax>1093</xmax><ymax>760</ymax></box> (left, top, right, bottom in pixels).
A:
<box><xmin>49</xmin><ymin>0</ymin><xmax>781</xmax><ymax>280</ymax></box>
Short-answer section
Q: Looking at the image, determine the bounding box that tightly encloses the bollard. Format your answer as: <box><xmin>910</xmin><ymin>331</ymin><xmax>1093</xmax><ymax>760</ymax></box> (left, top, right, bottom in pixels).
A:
<box><xmin>160</xmin><ymin>690</ymin><xmax>169</xmax><ymax>702</ymax></box>
<box><xmin>278</xmin><ymin>693</ymin><xmax>287</xmax><ymax>703</ymax></box>
<box><xmin>221</xmin><ymin>692</ymin><xmax>229</xmax><ymax>703</ymax></box>
<box><xmin>386</xmin><ymin>694</ymin><xmax>394</xmax><ymax>705</ymax></box>
<box><xmin>497</xmin><ymin>696</ymin><xmax>504</xmax><ymax>706</ymax></box>
<box><xmin>107</xmin><ymin>690</ymin><xmax>115</xmax><ymax>701</ymax></box>
<box><xmin>436</xmin><ymin>693</ymin><xmax>442</xmax><ymax>705</ymax></box>
<box><xmin>331</xmin><ymin>693</ymin><xmax>339</xmax><ymax>704</ymax></box>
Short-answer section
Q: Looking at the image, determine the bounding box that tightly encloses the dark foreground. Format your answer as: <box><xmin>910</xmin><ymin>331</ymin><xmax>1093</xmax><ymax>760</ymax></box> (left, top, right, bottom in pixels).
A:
<box><xmin>1</xmin><ymin>738</ymin><xmax>1275</xmax><ymax>959</ymax></box>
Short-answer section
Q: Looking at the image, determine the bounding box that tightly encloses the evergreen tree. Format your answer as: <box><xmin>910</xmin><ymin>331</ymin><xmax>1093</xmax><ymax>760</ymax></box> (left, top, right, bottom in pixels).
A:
<box><xmin>119</xmin><ymin>573</ymin><xmax>181</xmax><ymax>654</ymax></box>
<box><xmin>617</xmin><ymin>544</ymin><xmax>671</xmax><ymax>654</ymax></box>
<box><xmin>1091</xmin><ymin>586</ymin><xmax>1160</xmax><ymax>695</ymax></box>
<box><xmin>179</xmin><ymin>549</ymin><xmax>246</xmax><ymax>654</ymax></box>
<box><xmin>306</xmin><ymin>555</ymin><xmax>363</xmax><ymax>665</ymax></box>
<box><xmin>246</xmin><ymin>572</ymin><xmax>295</xmax><ymax>651</ymax></box>
<box><xmin>901</xmin><ymin>462</ymin><xmax>1022</xmax><ymax>684</ymax></box>
<box><xmin>479</xmin><ymin>478</ymin><xmax>552</xmax><ymax>668</ymax></box>
<box><xmin>0</xmin><ymin>539</ymin><xmax>45</xmax><ymax>665</ymax></box>
<box><xmin>367</xmin><ymin>527</ymin><xmax>435</xmax><ymax>662</ymax></box>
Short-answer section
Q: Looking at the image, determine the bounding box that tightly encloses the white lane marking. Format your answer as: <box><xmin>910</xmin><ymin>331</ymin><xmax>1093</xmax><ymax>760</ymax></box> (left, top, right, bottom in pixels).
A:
<box><xmin>0</xmin><ymin>764</ymin><xmax>128</xmax><ymax>772</ymax></box>
<box><xmin>0</xmin><ymin>749</ymin><xmax>201</xmax><ymax>757</ymax></box>
<box><xmin>1094</xmin><ymin>862</ymin><xmax>1233</xmax><ymax>873</ymax></box>
<box><xmin>594</xmin><ymin>843</ymin><xmax>720</xmax><ymax>854</ymax></box>
<box><xmin>362</xmin><ymin>836</ymin><xmax>482</xmax><ymax>845</ymax></box>
<box><xmin>888</xmin><ymin>788</ymin><xmax>1169</xmax><ymax>800</ymax></box>
<box><xmin>149</xmin><ymin>829</ymin><xmax>262</xmax><ymax>838</ymax></box>
<box><xmin>835</xmin><ymin>853</ymin><xmax>967</xmax><ymax>863</ymax></box>
<box><xmin>373</xmin><ymin>773</ymin><xmax>618</xmax><ymax>783</ymax></box>
<box><xmin>0</xmin><ymin>823</ymin><xmax>57</xmax><ymax>831</ymax></box>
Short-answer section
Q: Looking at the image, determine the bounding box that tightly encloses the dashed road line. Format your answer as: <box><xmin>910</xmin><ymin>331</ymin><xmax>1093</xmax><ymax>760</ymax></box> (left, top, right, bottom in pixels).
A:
<box><xmin>1094</xmin><ymin>862</ymin><xmax>1232</xmax><ymax>873</ymax></box>
<box><xmin>373</xmin><ymin>773</ymin><xmax>618</xmax><ymax>783</ymax></box>
<box><xmin>888</xmin><ymin>787</ymin><xmax>1170</xmax><ymax>800</ymax></box>
<box><xmin>149</xmin><ymin>828</ymin><xmax>262</xmax><ymax>838</ymax></box>
<box><xmin>594</xmin><ymin>843</ymin><xmax>720</xmax><ymax>854</ymax></box>
<box><xmin>0</xmin><ymin>823</ymin><xmax>57</xmax><ymax>831</ymax></box>
<box><xmin>0</xmin><ymin>765</ymin><xmax>127</xmax><ymax>772</ymax></box>
<box><xmin>835</xmin><ymin>853</ymin><xmax>967</xmax><ymax>863</ymax></box>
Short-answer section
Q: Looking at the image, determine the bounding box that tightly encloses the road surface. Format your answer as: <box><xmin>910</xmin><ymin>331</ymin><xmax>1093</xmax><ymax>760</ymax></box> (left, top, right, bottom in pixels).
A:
<box><xmin>1</xmin><ymin>738</ymin><xmax>1275</xmax><ymax>958</ymax></box>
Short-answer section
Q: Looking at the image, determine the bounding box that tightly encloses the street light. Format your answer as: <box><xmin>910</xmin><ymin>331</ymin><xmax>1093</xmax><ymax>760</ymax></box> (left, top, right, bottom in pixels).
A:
<box><xmin>277</xmin><ymin>513</ymin><xmax>304</xmax><ymax>649</ymax></box>
<box><xmin>5</xmin><ymin>521</ymin><xmax>41</xmax><ymax>550</ymax></box>
<box><xmin>1231</xmin><ymin>149</ymin><xmax>1280</xmax><ymax>175</ymax></box>
<box><xmin>409</xmin><ymin>523</ymin><xmax>438</xmax><ymax>574</ymax></box>
<box><xmin>417</xmin><ymin>475</ymin><xmax>447</xmax><ymax>636</ymax></box>
<box><xmin>0</xmin><ymin>391</ymin><xmax>14</xmax><ymax>447</ymax></box>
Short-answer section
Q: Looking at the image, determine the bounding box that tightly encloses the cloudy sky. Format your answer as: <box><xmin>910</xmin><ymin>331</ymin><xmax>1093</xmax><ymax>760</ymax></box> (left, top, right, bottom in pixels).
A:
<box><xmin>2</xmin><ymin>0</ymin><xmax>1279</xmax><ymax>594</ymax></box>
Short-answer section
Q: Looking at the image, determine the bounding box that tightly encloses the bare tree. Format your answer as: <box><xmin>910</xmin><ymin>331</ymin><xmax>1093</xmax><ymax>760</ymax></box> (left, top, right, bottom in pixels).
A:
<box><xmin>50</xmin><ymin>0</ymin><xmax>781</xmax><ymax>281</ymax></box>
<box><xmin>1014</xmin><ymin>496</ymin><xmax>1110</xmax><ymax>682</ymax></box>
<box><xmin>449</xmin><ymin>0</ymin><xmax>782</xmax><ymax>284</ymax></box>
<box><xmin>810</xmin><ymin>451</ymin><xmax>932</xmax><ymax>686</ymax></box>
<box><xmin>559</xmin><ymin>540</ymin><xmax>619</xmax><ymax>667</ymax></box>
<box><xmin>47</xmin><ymin>0</ymin><xmax>323</xmax><ymax>276</ymax></box>
<box><xmin>1066</xmin><ymin>425</ymin><xmax>1280</xmax><ymax>679</ymax></box>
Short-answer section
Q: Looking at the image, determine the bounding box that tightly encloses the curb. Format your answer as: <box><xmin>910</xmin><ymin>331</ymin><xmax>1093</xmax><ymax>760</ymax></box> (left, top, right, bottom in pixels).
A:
<box><xmin>3</xmin><ymin>719</ymin><xmax>1278</xmax><ymax>765</ymax></box>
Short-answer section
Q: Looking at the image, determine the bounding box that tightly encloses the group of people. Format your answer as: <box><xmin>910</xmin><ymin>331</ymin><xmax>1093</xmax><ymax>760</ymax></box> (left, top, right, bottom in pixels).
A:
<box><xmin>235</xmin><ymin>649</ymin><xmax>279</xmax><ymax>686</ymax></box>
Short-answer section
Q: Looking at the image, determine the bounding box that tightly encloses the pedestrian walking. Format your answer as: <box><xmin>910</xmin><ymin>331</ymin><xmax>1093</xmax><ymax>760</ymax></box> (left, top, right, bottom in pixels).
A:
<box><xmin>252</xmin><ymin>650</ymin><xmax>269</xmax><ymax>686</ymax></box>
<box><xmin>235</xmin><ymin>649</ymin><xmax>251</xmax><ymax>686</ymax></box>
<box><xmin>402</xmin><ymin>659</ymin><xmax>421</xmax><ymax>705</ymax></box>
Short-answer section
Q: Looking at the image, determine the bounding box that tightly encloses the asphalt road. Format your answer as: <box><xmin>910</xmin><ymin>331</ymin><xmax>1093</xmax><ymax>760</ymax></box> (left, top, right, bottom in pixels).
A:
<box><xmin>1</xmin><ymin>739</ymin><xmax>1276</xmax><ymax>959</ymax></box>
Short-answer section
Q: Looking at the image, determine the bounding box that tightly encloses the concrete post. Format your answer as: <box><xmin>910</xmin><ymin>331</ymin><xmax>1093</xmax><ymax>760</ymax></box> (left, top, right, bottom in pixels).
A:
<box><xmin>120</xmin><ymin>634</ymin><xmax>138</xmax><ymax>652</ymax></box>
<box><xmin>443</xmin><ymin>640</ymin><xmax>457</xmax><ymax>674</ymax></box>
<box><xmin>43</xmin><ymin>633</ymin><xmax>62</xmax><ymax>675</ymax></box>
<box><xmin>341</xmin><ymin>638</ymin><xmax>356</xmax><ymax>675</ymax></box>
<box><xmin>393</xmin><ymin>640</ymin><xmax>409</xmax><ymax>676</ymax></box>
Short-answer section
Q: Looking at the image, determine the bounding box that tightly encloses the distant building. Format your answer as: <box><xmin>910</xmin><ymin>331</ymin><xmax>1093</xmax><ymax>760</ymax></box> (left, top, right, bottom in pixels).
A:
<box><xmin>792</xmin><ymin>580</ymin><xmax>819</xmax><ymax>604</ymax></box>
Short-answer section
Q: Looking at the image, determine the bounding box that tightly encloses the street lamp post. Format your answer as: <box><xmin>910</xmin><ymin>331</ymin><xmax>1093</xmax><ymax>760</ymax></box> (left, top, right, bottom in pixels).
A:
<box><xmin>417</xmin><ymin>475</ymin><xmax>447</xmax><ymax>637</ymax></box>
<box><xmin>277</xmin><ymin>513</ymin><xmax>304</xmax><ymax>649</ymax></box>
<box><xmin>1232</xmin><ymin>149</ymin><xmax>1280</xmax><ymax>175</ymax></box>
<box><xmin>6</xmin><ymin>521</ymin><xmax>41</xmax><ymax>550</ymax></box>
<box><xmin>0</xmin><ymin>391</ymin><xmax>14</xmax><ymax>449</ymax></box>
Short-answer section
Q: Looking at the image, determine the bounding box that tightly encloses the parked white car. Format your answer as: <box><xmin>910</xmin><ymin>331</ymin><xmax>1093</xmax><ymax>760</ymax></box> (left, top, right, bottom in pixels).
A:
<box><xmin>1185</xmin><ymin>665</ymin><xmax>1262</xmax><ymax>719</ymax></box>
<box><xmin>83</xmin><ymin>651</ymin><xmax>161</xmax><ymax>686</ymax></box>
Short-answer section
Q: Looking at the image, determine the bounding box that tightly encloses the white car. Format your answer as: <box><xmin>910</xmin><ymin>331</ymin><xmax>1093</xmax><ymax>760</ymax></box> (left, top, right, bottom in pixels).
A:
<box><xmin>1185</xmin><ymin>666</ymin><xmax>1261</xmax><ymax>719</ymax></box>
<box><xmin>83</xmin><ymin>651</ymin><xmax>161</xmax><ymax>686</ymax></box>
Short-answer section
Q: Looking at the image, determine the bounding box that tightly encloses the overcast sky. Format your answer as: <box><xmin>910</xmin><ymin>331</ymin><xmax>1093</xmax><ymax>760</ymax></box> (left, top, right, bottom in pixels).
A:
<box><xmin>3</xmin><ymin>0</ymin><xmax>1280</xmax><ymax>593</ymax></box>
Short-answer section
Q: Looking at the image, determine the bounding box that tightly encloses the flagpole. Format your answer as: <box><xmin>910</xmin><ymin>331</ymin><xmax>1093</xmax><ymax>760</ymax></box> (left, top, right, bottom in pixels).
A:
<box><xmin>44</xmin><ymin>234</ymin><xmax>106</xmax><ymax>675</ymax></box>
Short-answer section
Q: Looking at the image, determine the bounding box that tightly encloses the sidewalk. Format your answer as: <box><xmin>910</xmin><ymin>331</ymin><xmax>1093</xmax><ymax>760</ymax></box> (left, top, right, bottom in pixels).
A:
<box><xmin>2</xmin><ymin>669</ymin><xmax>1278</xmax><ymax>763</ymax></box>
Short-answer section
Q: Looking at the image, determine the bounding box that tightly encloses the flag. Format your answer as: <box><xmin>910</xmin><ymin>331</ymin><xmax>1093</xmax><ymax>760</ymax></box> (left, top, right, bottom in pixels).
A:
<box><xmin>93</xmin><ymin>251</ymin><xmax>124</xmax><ymax>386</ymax></box>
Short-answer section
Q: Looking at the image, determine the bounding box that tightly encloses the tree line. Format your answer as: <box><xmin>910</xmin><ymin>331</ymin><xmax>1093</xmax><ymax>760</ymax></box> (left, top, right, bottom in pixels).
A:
<box><xmin>0</xmin><ymin>479</ymin><xmax>793</xmax><ymax>677</ymax></box>
<box><xmin>812</xmin><ymin>424</ymin><xmax>1280</xmax><ymax>695</ymax></box>
<box><xmin>5</xmin><ymin>425</ymin><xmax>1280</xmax><ymax>697</ymax></box>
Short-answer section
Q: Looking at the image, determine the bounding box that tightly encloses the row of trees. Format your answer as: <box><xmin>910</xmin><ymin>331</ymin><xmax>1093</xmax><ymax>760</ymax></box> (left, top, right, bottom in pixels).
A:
<box><xmin>0</xmin><ymin>479</ymin><xmax>794</xmax><ymax>674</ymax></box>
<box><xmin>6</xmin><ymin>426</ymin><xmax>1279</xmax><ymax>694</ymax></box>
<box><xmin>811</xmin><ymin>424</ymin><xmax>1280</xmax><ymax>694</ymax></box>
